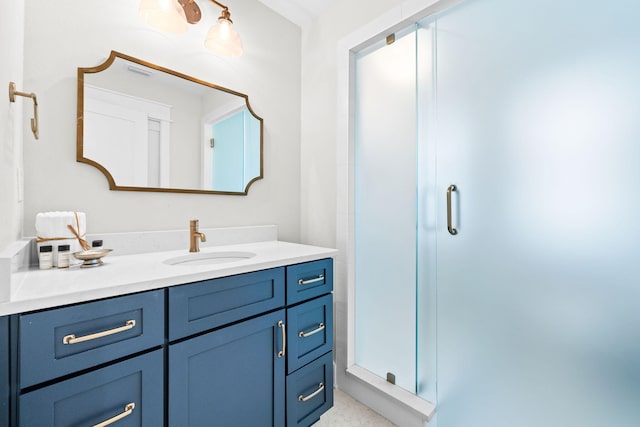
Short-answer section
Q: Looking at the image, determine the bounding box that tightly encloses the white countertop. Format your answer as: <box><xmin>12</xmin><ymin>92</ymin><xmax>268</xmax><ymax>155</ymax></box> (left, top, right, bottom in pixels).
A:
<box><xmin>0</xmin><ymin>240</ymin><xmax>337</xmax><ymax>316</ymax></box>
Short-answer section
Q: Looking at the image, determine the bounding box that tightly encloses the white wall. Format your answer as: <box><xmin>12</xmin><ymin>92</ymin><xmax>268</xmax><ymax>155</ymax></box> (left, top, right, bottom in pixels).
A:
<box><xmin>299</xmin><ymin>0</ymin><xmax>407</xmax><ymax>249</ymax></box>
<box><xmin>21</xmin><ymin>0</ymin><xmax>302</xmax><ymax>241</ymax></box>
<box><xmin>0</xmin><ymin>1</ymin><xmax>25</xmax><ymax>252</ymax></box>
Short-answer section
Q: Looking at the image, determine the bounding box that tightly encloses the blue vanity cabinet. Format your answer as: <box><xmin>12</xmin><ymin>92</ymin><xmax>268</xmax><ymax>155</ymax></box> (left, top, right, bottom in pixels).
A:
<box><xmin>19</xmin><ymin>349</ymin><xmax>163</xmax><ymax>427</ymax></box>
<box><xmin>4</xmin><ymin>257</ymin><xmax>334</xmax><ymax>427</ymax></box>
<box><xmin>169</xmin><ymin>309</ymin><xmax>286</xmax><ymax>426</ymax></box>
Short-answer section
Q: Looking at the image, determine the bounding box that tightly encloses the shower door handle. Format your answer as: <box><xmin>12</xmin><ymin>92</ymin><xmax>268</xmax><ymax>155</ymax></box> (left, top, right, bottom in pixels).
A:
<box><xmin>447</xmin><ymin>185</ymin><xmax>458</xmax><ymax>235</ymax></box>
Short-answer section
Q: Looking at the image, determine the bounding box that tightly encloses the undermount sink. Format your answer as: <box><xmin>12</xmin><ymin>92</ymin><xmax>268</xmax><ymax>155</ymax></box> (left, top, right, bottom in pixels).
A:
<box><xmin>163</xmin><ymin>251</ymin><xmax>256</xmax><ymax>266</ymax></box>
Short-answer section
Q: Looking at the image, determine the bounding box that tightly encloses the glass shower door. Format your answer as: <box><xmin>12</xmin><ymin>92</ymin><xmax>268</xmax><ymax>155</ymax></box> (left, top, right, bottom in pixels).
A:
<box><xmin>432</xmin><ymin>0</ymin><xmax>640</xmax><ymax>425</ymax></box>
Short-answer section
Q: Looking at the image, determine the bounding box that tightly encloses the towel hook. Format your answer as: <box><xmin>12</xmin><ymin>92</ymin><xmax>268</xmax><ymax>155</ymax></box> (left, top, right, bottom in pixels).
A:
<box><xmin>8</xmin><ymin>82</ymin><xmax>39</xmax><ymax>140</ymax></box>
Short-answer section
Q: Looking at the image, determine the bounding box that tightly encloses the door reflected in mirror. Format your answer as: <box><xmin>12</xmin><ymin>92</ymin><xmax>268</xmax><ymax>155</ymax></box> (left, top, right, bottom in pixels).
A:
<box><xmin>77</xmin><ymin>51</ymin><xmax>263</xmax><ymax>195</ymax></box>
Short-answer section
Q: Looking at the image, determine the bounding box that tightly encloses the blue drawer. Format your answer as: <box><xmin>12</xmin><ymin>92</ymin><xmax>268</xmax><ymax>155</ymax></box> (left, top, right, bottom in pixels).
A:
<box><xmin>19</xmin><ymin>289</ymin><xmax>164</xmax><ymax>388</ymax></box>
<box><xmin>286</xmin><ymin>259</ymin><xmax>333</xmax><ymax>305</ymax></box>
<box><xmin>286</xmin><ymin>351</ymin><xmax>334</xmax><ymax>427</ymax></box>
<box><xmin>287</xmin><ymin>294</ymin><xmax>333</xmax><ymax>374</ymax></box>
<box><xmin>168</xmin><ymin>267</ymin><xmax>285</xmax><ymax>340</ymax></box>
<box><xmin>19</xmin><ymin>349</ymin><xmax>163</xmax><ymax>426</ymax></box>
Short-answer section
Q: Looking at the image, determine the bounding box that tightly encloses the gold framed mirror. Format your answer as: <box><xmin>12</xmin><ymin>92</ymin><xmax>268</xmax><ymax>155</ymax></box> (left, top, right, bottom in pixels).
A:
<box><xmin>77</xmin><ymin>51</ymin><xmax>263</xmax><ymax>195</ymax></box>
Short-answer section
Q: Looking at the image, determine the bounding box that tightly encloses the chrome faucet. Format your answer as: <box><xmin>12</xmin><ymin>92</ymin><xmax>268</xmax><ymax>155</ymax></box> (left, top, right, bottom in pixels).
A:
<box><xmin>189</xmin><ymin>219</ymin><xmax>206</xmax><ymax>252</ymax></box>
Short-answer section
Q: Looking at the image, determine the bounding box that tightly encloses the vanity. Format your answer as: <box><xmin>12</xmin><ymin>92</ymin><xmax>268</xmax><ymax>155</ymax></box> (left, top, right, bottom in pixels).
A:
<box><xmin>0</xmin><ymin>230</ymin><xmax>336</xmax><ymax>427</ymax></box>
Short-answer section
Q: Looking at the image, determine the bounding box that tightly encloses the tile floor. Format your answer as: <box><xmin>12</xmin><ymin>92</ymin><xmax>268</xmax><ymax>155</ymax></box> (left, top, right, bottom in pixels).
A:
<box><xmin>316</xmin><ymin>389</ymin><xmax>397</xmax><ymax>426</ymax></box>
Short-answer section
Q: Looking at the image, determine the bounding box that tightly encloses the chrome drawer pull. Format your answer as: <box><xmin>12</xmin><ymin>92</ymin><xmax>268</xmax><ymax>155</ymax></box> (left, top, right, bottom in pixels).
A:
<box><xmin>298</xmin><ymin>383</ymin><xmax>324</xmax><ymax>402</ymax></box>
<box><xmin>277</xmin><ymin>320</ymin><xmax>286</xmax><ymax>358</ymax></box>
<box><xmin>92</xmin><ymin>402</ymin><xmax>135</xmax><ymax>427</ymax></box>
<box><xmin>62</xmin><ymin>319</ymin><xmax>136</xmax><ymax>345</ymax></box>
<box><xmin>299</xmin><ymin>323</ymin><xmax>325</xmax><ymax>338</ymax></box>
<box><xmin>298</xmin><ymin>274</ymin><xmax>324</xmax><ymax>286</ymax></box>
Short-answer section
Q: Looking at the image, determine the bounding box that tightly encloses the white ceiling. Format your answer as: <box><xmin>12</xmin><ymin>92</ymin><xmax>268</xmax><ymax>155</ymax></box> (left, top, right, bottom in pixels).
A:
<box><xmin>256</xmin><ymin>0</ymin><xmax>333</xmax><ymax>28</ymax></box>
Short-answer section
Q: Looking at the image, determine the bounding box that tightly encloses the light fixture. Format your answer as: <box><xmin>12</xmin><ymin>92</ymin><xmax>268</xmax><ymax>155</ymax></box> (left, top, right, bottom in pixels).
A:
<box><xmin>139</xmin><ymin>0</ymin><xmax>188</xmax><ymax>34</ymax></box>
<box><xmin>204</xmin><ymin>5</ymin><xmax>243</xmax><ymax>57</ymax></box>
<box><xmin>139</xmin><ymin>0</ymin><xmax>243</xmax><ymax>57</ymax></box>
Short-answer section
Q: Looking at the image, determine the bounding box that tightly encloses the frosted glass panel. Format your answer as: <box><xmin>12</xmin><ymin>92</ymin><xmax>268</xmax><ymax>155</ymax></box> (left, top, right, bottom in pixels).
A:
<box><xmin>433</xmin><ymin>0</ymin><xmax>640</xmax><ymax>425</ymax></box>
<box><xmin>354</xmin><ymin>30</ymin><xmax>417</xmax><ymax>392</ymax></box>
<box><xmin>415</xmin><ymin>20</ymin><xmax>437</xmax><ymax>405</ymax></box>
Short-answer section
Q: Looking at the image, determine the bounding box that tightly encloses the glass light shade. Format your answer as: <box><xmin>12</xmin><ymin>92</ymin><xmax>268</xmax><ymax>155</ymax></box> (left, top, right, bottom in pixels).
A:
<box><xmin>139</xmin><ymin>0</ymin><xmax>187</xmax><ymax>34</ymax></box>
<box><xmin>204</xmin><ymin>18</ymin><xmax>243</xmax><ymax>57</ymax></box>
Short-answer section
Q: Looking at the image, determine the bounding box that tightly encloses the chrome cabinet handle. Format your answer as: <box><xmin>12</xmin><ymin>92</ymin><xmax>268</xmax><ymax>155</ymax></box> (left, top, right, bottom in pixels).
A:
<box><xmin>299</xmin><ymin>323</ymin><xmax>325</xmax><ymax>338</ymax></box>
<box><xmin>277</xmin><ymin>320</ymin><xmax>286</xmax><ymax>358</ymax></box>
<box><xmin>62</xmin><ymin>320</ymin><xmax>136</xmax><ymax>345</ymax></box>
<box><xmin>447</xmin><ymin>184</ymin><xmax>458</xmax><ymax>235</ymax></box>
<box><xmin>93</xmin><ymin>402</ymin><xmax>135</xmax><ymax>427</ymax></box>
<box><xmin>298</xmin><ymin>274</ymin><xmax>324</xmax><ymax>285</ymax></box>
<box><xmin>298</xmin><ymin>383</ymin><xmax>325</xmax><ymax>402</ymax></box>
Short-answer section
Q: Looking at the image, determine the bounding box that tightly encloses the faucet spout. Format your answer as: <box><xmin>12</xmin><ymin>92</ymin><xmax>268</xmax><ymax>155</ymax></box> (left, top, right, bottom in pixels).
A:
<box><xmin>189</xmin><ymin>219</ymin><xmax>206</xmax><ymax>252</ymax></box>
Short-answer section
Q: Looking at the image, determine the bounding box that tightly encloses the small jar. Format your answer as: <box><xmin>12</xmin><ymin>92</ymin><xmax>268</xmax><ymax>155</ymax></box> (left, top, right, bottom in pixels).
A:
<box><xmin>39</xmin><ymin>245</ymin><xmax>53</xmax><ymax>270</ymax></box>
<box><xmin>92</xmin><ymin>240</ymin><xmax>103</xmax><ymax>249</ymax></box>
<box><xmin>57</xmin><ymin>244</ymin><xmax>71</xmax><ymax>268</ymax></box>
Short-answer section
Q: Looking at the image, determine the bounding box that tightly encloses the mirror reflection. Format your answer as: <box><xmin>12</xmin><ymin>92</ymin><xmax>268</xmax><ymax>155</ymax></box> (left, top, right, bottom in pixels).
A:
<box><xmin>77</xmin><ymin>51</ymin><xmax>263</xmax><ymax>195</ymax></box>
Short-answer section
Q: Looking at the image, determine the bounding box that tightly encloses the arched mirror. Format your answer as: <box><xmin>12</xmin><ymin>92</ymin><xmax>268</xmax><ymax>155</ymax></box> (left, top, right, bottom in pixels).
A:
<box><xmin>77</xmin><ymin>51</ymin><xmax>263</xmax><ymax>195</ymax></box>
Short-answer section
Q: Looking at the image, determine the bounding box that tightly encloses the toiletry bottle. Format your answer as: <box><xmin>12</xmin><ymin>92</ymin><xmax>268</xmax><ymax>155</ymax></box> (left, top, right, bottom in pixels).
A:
<box><xmin>39</xmin><ymin>245</ymin><xmax>53</xmax><ymax>270</ymax></box>
<box><xmin>92</xmin><ymin>240</ymin><xmax>103</xmax><ymax>250</ymax></box>
<box><xmin>57</xmin><ymin>244</ymin><xmax>71</xmax><ymax>268</ymax></box>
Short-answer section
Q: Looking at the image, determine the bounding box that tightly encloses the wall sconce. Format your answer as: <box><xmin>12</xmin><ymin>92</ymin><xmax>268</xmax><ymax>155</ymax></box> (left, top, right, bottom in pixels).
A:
<box><xmin>139</xmin><ymin>0</ymin><xmax>243</xmax><ymax>57</ymax></box>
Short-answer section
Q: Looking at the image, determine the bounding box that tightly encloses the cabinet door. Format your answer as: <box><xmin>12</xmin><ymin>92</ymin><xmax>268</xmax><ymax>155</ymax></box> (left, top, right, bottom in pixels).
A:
<box><xmin>19</xmin><ymin>349</ymin><xmax>163</xmax><ymax>426</ymax></box>
<box><xmin>169</xmin><ymin>309</ymin><xmax>286</xmax><ymax>427</ymax></box>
